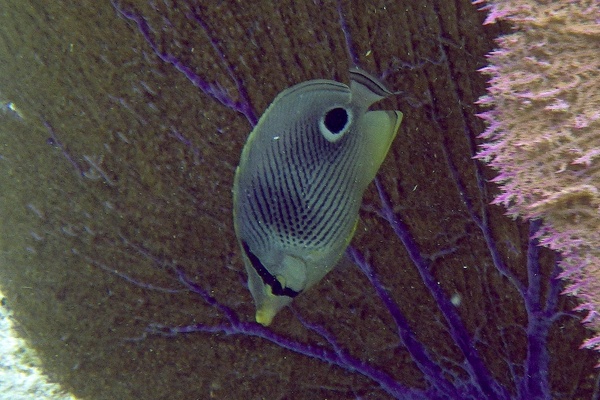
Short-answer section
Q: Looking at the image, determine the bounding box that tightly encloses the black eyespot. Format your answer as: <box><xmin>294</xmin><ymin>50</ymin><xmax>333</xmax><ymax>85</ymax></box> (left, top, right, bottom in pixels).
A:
<box><xmin>324</xmin><ymin>107</ymin><xmax>349</xmax><ymax>134</ymax></box>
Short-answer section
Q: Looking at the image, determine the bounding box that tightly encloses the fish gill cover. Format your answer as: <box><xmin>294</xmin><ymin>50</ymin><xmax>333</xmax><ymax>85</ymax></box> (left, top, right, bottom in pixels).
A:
<box><xmin>0</xmin><ymin>1</ymin><xmax>598</xmax><ymax>399</ymax></box>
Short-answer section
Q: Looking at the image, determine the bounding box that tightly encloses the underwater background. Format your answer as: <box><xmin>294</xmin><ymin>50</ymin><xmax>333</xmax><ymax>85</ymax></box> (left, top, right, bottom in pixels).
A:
<box><xmin>0</xmin><ymin>0</ymin><xmax>598</xmax><ymax>399</ymax></box>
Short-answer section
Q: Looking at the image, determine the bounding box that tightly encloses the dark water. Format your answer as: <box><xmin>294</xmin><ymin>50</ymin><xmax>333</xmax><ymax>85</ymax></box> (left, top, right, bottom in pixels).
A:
<box><xmin>0</xmin><ymin>1</ymin><xmax>598</xmax><ymax>399</ymax></box>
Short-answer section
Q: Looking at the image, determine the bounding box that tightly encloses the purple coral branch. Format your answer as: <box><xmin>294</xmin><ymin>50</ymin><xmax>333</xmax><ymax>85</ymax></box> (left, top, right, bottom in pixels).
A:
<box><xmin>157</xmin><ymin>266</ymin><xmax>428</xmax><ymax>400</ymax></box>
<box><xmin>335</xmin><ymin>0</ymin><xmax>361</xmax><ymax>68</ymax></box>
<box><xmin>431</xmin><ymin>67</ymin><xmax>564</xmax><ymax>395</ymax></box>
<box><xmin>102</xmin><ymin>231</ymin><xmax>427</xmax><ymax>398</ymax></box>
<box><xmin>110</xmin><ymin>1</ymin><xmax>257</xmax><ymax>126</ymax></box>
<box><xmin>183</xmin><ymin>2</ymin><xmax>257</xmax><ymax>126</ymax></box>
<box><xmin>168</xmin><ymin>127</ymin><xmax>203</xmax><ymax>165</ymax></box>
<box><xmin>292</xmin><ymin>311</ymin><xmax>431</xmax><ymax>399</ymax></box>
<box><xmin>433</xmin><ymin>102</ymin><xmax>560</xmax><ymax>397</ymax></box>
<box><xmin>71</xmin><ymin>247</ymin><xmax>182</xmax><ymax>294</ymax></box>
<box><xmin>516</xmin><ymin>219</ymin><xmax>552</xmax><ymax>399</ymax></box>
<box><xmin>372</xmin><ymin>162</ymin><xmax>562</xmax><ymax>398</ymax></box>
<box><xmin>42</xmin><ymin>119</ymin><xmax>85</xmax><ymax>180</ymax></box>
<box><xmin>434</xmin><ymin>111</ymin><xmax>526</xmax><ymax>297</ymax></box>
<box><xmin>373</xmin><ymin>178</ymin><xmax>510</xmax><ymax>399</ymax></box>
<box><xmin>346</xmin><ymin>246</ymin><xmax>463</xmax><ymax>399</ymax></box>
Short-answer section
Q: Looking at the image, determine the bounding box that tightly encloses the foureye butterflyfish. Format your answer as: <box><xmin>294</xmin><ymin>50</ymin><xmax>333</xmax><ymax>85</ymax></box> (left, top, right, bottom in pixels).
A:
<box><xmin>233</xmin><ymin>67</ymin><xmax>403</xmax><ymax>326</ymax></box>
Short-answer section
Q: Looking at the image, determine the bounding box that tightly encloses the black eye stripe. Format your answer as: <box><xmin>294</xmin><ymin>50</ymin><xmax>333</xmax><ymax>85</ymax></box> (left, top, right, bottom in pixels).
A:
<box><xmin>241</xmin><ymin>240</ymin><xmax>300</xmax><ymax>298</ymax></box>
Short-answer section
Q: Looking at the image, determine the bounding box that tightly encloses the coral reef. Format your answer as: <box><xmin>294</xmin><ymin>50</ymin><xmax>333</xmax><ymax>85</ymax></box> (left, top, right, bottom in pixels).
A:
<box><xmin>0</xmin><ymin>0</ymin><xmax>599</xmax><ymax>399</ymax></box>
<box><xmin>474</xmin><ymin>0</ymin><xmax>600</xmax><ymax>349</ymax></box>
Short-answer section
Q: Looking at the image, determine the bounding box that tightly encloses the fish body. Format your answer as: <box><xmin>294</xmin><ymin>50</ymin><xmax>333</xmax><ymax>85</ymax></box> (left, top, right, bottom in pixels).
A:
<box><xmin>233</xmin><ymin>68</ymin><xmax>402</xmax><ymax>325</ymax></box>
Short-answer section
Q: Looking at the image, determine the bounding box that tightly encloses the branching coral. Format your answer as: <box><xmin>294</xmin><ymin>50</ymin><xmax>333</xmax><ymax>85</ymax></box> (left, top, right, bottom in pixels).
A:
<box><xmin>474</xmin><ymin>0</ymin><xmax>600</xmax><ymax>346</ymax></box>
<box><xmin>1</xmin><ymin>1</ymin><xmax>599</xmax><ymax>399</ymax></box>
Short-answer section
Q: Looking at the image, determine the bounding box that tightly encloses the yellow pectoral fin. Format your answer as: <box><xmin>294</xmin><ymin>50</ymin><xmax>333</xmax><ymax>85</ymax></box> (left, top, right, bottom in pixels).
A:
<box><xmin>359</xmin><ymin>110</ymin><xmax>403</xmax><ymax>185</ymax></box>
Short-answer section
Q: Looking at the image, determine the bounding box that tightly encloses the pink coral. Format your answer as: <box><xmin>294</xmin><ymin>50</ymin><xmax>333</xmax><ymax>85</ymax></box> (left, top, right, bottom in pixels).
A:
<box><xmin>474</xmin><ymin>0</ymin><xmax>600</xmax><ymax>344</ymax></box>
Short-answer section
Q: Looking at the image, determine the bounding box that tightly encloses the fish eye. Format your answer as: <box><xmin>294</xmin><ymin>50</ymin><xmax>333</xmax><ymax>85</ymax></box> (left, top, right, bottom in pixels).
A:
<box><xmin>319</xmin><ymin>106</ymin><xmax>352</xmax><ymax>142</ymax></box>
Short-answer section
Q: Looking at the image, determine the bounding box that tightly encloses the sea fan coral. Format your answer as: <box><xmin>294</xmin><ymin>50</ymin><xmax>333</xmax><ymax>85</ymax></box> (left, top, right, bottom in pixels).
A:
<box><xmin>1</xmin><ymin>1</ymin><xmax>599</xmax><ymax>398</ymax></box>
<box><xmin>474</xmin><ymin>0</ymin><xmax>600</xmax><ymax>343</ymax></box>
